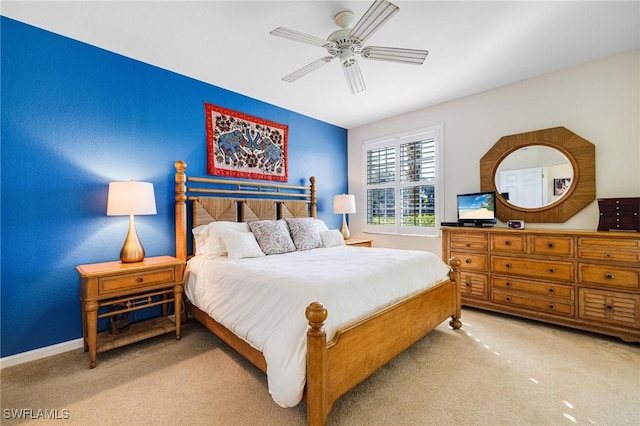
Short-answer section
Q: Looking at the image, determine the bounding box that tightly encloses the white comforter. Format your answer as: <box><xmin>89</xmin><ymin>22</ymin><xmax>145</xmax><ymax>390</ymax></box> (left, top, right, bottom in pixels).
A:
<box><xmin>184</xmin><ymin>246</ymin><xmax>451</xmax><ymax>407</ymax></box>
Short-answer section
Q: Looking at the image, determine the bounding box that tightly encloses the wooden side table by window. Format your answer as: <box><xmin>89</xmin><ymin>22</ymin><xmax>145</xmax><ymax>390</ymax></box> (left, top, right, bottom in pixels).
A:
<box><xmin>77</xmin><ymin>255</ymin><xmax>185</xmax><ymax>368</ymax></box>
<box><xmin>344</xmin><ymin>238</ymin><xmax>373</xmax><ymax>247</ymax></box>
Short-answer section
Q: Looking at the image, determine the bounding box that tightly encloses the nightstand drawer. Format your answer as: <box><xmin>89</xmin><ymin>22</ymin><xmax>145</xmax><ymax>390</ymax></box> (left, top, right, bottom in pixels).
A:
<box><xmin>99</xmin><ymin>267</ymin><xmax>177</xmax><ymax>294</ymax></box>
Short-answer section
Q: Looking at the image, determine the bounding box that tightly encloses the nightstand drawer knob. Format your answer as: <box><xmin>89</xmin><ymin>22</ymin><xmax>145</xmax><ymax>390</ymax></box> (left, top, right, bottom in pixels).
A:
<box><xmin>604</xmin><ymin>253</ymin><xmax>612</xmax><ymax>258</ymax></box>
<box><xmin>606</xmin><ymin>304</ymin><xmax>614</xmax><ymax>310</ymax></box>
<box><xmin>548</xmin><ymin>304</ymin><xmax>555</xmax><ymax>310</ymax></box>
<box><xmin>547</xmin><ymin>268</ymin><xmax>555</xmax><ymax>274</ymax></box>
<box><xmin>547</xmin><ymin>243</ymin><xmax>555</xmax><ymax>249</ymax></box>
<box><xmin>136</xmin><ymin>277</ymin><xmax>144</xmax><ymax>283</ymax></box>
<box><xmin>505</xmin><ymin>296</ymin><xmax>512</xmax><ymax>302</ymax></box>
<box><xmin>505</xmin><ymin>282</ymin><xmax>512</xmax><ymax>287</ymax></box>
<box><xmin>605</xmin><ymin>273</ymin><xmax>614</xmax><ymax>280</ymax></box>
<box><xmin>465</xmin><ymin>259</ymin><xmax>472</xmax><ymax>264</ymax></box>
<box><xmin>505</xmin><ymin>240</ymin><xmax>511</xmax><ymax>246</ymax></box>
<box><xmin>548</xmin><ymin>287</ymin><xmax>555</xmax><ymax>293</ymax></box>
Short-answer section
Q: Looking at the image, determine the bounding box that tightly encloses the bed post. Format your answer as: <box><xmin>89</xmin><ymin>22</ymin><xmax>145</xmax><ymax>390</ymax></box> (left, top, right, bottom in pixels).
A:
<box><xmin>306</xmin><ymin>301</ymin><xmax>329</xmax><ymax>426</ymax></box>
<box><xmin>175</xmin><ymin>160</ymin><xmax>187</xmax><ymax>262</ymax></box>
<box><xmin>448</xmin><ymin>257</ymin><xmax>462</xmax><ymax>329</ymax></box>
<box><xmin>310</xmin><ymin>176</ymin><xmax>317</xmax><ymax>219</ymax></box>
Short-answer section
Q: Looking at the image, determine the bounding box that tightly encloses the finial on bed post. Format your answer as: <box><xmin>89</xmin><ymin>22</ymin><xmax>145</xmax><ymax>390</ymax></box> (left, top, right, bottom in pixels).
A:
<box><xmin>306</xmin><ymin>301</ymin><xmax>328</xmax><ymax>426</ymax></box>
<box><xmin>448</xmin><ymin>257</ymin><xmax>462</xmax><ymax>330</ymax></box>
<box><xmin>175</xmin><ymin>161</ymin><xmax>187</xmax><ymax>262</ymax></box>
<box><xmin>310</xmin><ymin>176</ymin><xmax>317</xmax><ymax>218</ymax></box>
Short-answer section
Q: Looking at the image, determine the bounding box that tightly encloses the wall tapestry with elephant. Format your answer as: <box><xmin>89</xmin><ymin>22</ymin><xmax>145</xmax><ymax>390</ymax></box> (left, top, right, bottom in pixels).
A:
<box><xmin>205</xmin><ymin>102</ymin><xmax>288</xmax><ymax>182</ymax></box>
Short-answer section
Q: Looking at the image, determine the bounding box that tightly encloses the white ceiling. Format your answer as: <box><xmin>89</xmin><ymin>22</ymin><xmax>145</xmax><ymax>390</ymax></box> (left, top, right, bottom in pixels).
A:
<box><xmin>3</xmin><ymin>1</ymin><xmax>639</xmax><ymax>129</ymax></box>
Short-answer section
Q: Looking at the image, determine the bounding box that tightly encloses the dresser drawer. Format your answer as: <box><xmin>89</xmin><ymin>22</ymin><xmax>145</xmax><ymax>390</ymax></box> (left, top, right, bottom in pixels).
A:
<box><xmin>492</xmin><ymin>291</ymin><xmax>574</xmax><ymax>317</ymax></box>
<box><xmin>579</xmin><ymin>288</ymin><xmax>640</xmax><ymax>327</ymax></box>
<box><xmin>579</xmin><ymin>264</ymin><xmax>639</xmax><ymax>289</ymax></box>
<box><xmin>492</xmin><ymin>256</ymin><xmax>574</xmax><ymax>282</ymax></box>
<box><xmin>531</xmin><ymin>235</ymin><xmax>574</xmax><ymax>256</ymax></box>
<box><xmin>490</xmin><ymin>234</ymin><xmax>526</xmax><ymax>253</ymax></box>
<box><xmin>578</xmin><ymin>237</ymin><xmax>640</xmax><ymax>263</ymax></box>
<box><xmin>460</xmin><ymin>272</ymin><xmax>488</xmax><ymax>300</ymax></box>
<box><xmin>450</xmin><ymin>232</ymin><xmax>488</xmax><ymax>250</ymax></box>
<box><xmin>451</xmin><ymin>251</ymin><xmax>488</xmax><ymax>272</ymax></box>
<box><xmin>492</xmin><ymin>277</ymin><xmax>574</xmax><ymax>299</ymax></box>
<box><xmin>99</xmin><ymin>267</ymin><xmax>178</xmax><ymax>294</ymax></box>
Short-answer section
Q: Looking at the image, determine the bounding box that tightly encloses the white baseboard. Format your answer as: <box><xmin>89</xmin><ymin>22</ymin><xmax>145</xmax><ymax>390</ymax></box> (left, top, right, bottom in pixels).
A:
<box><xmin>0</xmin><ymin>338</ymin><xmax>84</xmax><ymax>369</ymax></box>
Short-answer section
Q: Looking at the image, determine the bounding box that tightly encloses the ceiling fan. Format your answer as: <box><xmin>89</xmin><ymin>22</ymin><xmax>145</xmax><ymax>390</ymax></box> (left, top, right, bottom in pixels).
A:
<box><xmin>270</xmin><ymin>0</ymin><xmax>428</xmax><ymax>94</ymax></box>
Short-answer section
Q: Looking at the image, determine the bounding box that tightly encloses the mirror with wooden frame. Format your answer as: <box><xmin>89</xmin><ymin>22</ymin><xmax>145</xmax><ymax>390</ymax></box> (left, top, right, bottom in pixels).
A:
<box><xmin>480</xmin><ymin>126</ymin><xmax>595</xmax><ymax>223</ymax></box>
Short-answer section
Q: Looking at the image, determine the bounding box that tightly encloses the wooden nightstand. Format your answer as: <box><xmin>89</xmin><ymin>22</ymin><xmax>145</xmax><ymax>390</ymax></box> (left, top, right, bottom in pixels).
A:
<box><xmin>344</xmin><ymin>238</ymin><xmax>373</xmax><ymax>247</ymax></box>
<box><xmin>77</xmin><ymin>255</ymin><xmax>185</xmax><ymax>368</ymax></box>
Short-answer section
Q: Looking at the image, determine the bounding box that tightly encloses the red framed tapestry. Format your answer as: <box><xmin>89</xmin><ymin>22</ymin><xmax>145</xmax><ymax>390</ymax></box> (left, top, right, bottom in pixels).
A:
<box><xmin>205</xmin><ymin>103</ymin><xmax>288</xmax><ymax>182</ymax></box>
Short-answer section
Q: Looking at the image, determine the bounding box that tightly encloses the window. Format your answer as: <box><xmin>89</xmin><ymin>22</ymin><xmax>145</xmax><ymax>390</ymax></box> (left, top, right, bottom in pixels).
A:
<box><xmin>363</xmin><ymin>125</ymin><xmax>443</xmax><ymax>236</ymax></box>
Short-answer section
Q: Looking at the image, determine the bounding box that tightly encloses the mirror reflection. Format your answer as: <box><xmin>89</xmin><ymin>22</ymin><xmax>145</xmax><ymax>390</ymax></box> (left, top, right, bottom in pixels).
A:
<box><xmin>495</xmin><ymin>145</ymin><xmax>573</xmax><ymax>208</ymax></box>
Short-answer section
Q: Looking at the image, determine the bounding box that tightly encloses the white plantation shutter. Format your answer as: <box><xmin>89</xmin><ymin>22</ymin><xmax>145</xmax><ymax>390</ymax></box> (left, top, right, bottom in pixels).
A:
<box><xmin>363</xmin><ymin>126</ymin><xmax>443</xmax><ymax>236</ymax></box>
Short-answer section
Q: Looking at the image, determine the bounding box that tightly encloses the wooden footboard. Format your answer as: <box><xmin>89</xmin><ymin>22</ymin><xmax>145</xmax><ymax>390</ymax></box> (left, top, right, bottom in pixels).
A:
<box><xmin>174</xmin><ymin>160</ymin><xmax>462</xmax><ymax>425</ymax></box>
<box><xmin>305</xmin><ymin>257</ymin><xmax>461</xmax><ymax>426</ymax></box>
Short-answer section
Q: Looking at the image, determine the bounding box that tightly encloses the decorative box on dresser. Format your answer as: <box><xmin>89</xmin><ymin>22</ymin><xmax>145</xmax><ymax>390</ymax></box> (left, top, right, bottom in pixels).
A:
<box><xmin>442</xmin><ymin>227</ymin><xmax>640</xmax><ymax>342</ymax></box>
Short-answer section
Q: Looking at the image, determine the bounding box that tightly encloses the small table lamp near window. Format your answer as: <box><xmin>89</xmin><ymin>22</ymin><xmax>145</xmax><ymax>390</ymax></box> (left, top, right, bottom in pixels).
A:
<box><xmin>107</xmin><ymin>181</ymin><xmax>157</xmax><ymax>263</ymax></box>
<box><xmin>333</xmin><ymin>194</ymin><xmax>356</xmax><ymax>240</ymax></box>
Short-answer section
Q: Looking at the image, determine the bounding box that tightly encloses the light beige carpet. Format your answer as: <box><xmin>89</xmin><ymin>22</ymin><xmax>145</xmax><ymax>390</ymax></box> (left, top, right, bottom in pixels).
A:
<box><xmin>1</xmin><ymin>308</ymin><xmax>638</xmax><ymax>426</ymax></box>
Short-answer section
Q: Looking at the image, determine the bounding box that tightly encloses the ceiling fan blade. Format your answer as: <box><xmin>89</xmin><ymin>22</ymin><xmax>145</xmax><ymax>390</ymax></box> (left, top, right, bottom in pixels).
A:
<box><xmin>348</xmin><ymin>0</ymin><xmax>399</xmax><ymax>43</ymax></box>
<box><xmin>342</xmin><ymin>58</ymin><xmax>366</xmax><ymax>94</ymax></box>
<box><xmin>282</xmin><ymin>56</ymin><xmax>335</xmax><ymax>82</ymax></box>
<box><xmin>270</xmin><ymin>27</ymin><xmax>336</xmax><ymax>49</ymax></box>
<box><xmin>361</xmin><ymin>46</ymin><xmax>429</xmax><ymax>65</ymax></box>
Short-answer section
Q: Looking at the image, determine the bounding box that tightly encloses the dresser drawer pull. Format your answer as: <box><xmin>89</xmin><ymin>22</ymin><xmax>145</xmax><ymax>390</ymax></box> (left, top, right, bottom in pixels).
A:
<box><xmin>465</xmin><ymin>243</ymin><xmax>471</xmax><ymax>247</ymax></box>
<box><xmin>547</xmin><ymin>242</ymin><xmax>555</xmax><ymax>249</ymax></box>
<box><xmin>505</xmin><ymin>240</ymin><xmax>512</xmax><ymax>246</ymax></box>
<box><xmin>606</xmin><ymin>304</ymin><xmax>614</xmax><ymax>310</ymax></box>
<box><xmin>505</xmin><ymin>282</ymin><xmax>512</xmax><ymax>287</ymax></box>
<box><xmin>465</xmin><ymin>259</ymin><xmax>472</xmax><ymax>264</ymax></box>
<box><xmin>548</xmin><ymin>304</ymin><xmax>555</xmax><ymax>310</ymax></box>
<box><xmin>547</xmin><ymin>268</ymin><xmax>555</xmax><ymax>274</ymax></box>
<box><xmin>548</xmin><ymin>287</ymin><xmax>555</xmax><ymax>293</ymax></box>
<box><xmin>505</xmin><ymin>296</ymin><xmax>511</xmax><ymax>302</ymax></box>
<box><xmin>505</xmin><ymin>263</ymin><xmax>511</xmax><ymax>268</ymax></box>
<box><xmin>136</xmin><ymin>277</ymin><xmax>144</xmax><ymax>283</ymax></box>
<box><xmin>604</xmin><ymin>253</ymin><xmax>612</xmax><ymax>258</ymax></box>
<box><xmin>605</xmin><ymin>273</ymin><xmax>615</xmax><ymax>280</ymax></box>
<box><xmin>465</xmin><ymin>281</ymin><xmax>471</xmax><ymax>287</ymax></box>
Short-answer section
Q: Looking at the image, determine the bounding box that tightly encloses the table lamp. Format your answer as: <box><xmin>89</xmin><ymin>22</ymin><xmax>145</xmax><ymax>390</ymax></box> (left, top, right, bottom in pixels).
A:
<box><xmin>333</xmin><ymin>194</ymin><xmax>356</xmax><ymax>240</ymax></box>
<box><xmin>107</xmin><ymin>181</ymin><xmax>157</xmax><ymax>263</ymax></box>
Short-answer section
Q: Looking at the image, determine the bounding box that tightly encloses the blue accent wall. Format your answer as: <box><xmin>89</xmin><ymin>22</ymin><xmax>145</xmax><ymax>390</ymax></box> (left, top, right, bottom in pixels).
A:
<box><xmin>0</xmin><ymin>17</ymin><xmax>348</xmax><ymax>358</ymax></box>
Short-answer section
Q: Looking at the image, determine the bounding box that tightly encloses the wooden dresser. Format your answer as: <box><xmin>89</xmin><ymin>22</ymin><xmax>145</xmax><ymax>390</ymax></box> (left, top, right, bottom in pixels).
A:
<box><xmin>442</xmin><ymin>227</ymin><xmax>640</xmax><ymax>342</ymax></box>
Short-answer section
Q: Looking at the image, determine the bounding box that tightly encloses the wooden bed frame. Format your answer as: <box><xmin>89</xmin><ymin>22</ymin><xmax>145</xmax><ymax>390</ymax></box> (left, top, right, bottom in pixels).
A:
<box><xmin>174</xmin><ymin>160</ymin><xmax>462</xmax><ymax>425</ymax></box>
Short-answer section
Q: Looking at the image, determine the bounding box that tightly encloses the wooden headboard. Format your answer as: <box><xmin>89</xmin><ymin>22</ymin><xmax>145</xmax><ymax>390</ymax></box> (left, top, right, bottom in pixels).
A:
<box><xmin>174</xmin><ymin>160</ymin><xmax>316</xmax><ymax>261</ymax></box>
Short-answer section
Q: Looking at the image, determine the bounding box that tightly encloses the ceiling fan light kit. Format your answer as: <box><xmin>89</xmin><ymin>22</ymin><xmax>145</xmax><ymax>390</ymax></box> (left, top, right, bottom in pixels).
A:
<box><xmin>270</xmin><ymin>0</ymin><xmax>428</xmax><ymax>94</ymax></box>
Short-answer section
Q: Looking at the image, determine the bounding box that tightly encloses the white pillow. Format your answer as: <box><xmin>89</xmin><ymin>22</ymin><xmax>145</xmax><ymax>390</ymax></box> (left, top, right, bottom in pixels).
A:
<box><xmin>320</xmin><ymin>230</ymin><xmax>345</xmax><ymax>248</ymax></box>
<box><xmin>220</xmin><ymin>231</ymin><xmax>265</xmax><ymax>259</ymax></box>
<box><xmin>192</xmin><ymin>221</ymin><xmax>250</xmax><ymax>256</ymax></box>
<box><xmin>315</xmin><ymin>218</ymin><xmax>329</xmax><ymax>232</ymax></box>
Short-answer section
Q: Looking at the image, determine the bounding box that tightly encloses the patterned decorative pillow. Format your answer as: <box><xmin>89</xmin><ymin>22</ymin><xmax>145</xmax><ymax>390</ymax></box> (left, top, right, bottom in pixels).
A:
<box><xmin>249</xmin><ymin>219</ymin><xmax>296</xmax><ymax>255</ymax></box>
<box><xmin>285</xmin><ymin>217</ymin><xmax>322</xmax><ymax>251</ymax></box>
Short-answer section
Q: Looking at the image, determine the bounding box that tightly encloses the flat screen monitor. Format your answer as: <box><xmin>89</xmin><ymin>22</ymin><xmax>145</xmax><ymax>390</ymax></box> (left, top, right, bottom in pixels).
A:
<box><xmin>456</xmin><ymin>191</ymin><xmax>497</xmax><ymax>226</ymax></box>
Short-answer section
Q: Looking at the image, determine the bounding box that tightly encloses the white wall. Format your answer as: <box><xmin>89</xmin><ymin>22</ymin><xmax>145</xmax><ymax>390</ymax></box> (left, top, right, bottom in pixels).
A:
<box><xmin>347</xmin><ymin>49</ymin><xmax>639</xmax><ymax>256</ymax></box>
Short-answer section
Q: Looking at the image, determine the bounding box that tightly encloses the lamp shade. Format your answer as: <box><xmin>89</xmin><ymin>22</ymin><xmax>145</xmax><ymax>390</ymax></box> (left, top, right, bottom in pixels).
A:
<box><xmin>107</xmin><ymin>181</ymin><xmax>157</xmax><ymax>216</ymax></box>
<box><xmin>333</xmin><ymin>194</ymin><xmax>356</xmax><ymax>214</ymax></box>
